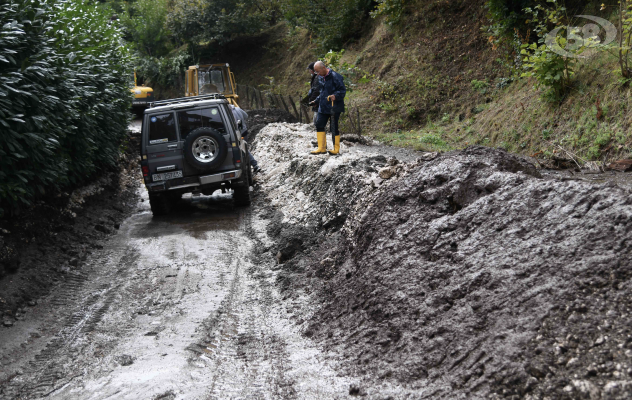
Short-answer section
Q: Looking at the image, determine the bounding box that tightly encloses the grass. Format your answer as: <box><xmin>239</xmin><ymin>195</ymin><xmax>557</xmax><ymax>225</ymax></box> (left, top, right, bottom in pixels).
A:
<box><xmin>366</xmin><ymin>51</ymin><xmax>632</xmax><ymax>164</ymax></box>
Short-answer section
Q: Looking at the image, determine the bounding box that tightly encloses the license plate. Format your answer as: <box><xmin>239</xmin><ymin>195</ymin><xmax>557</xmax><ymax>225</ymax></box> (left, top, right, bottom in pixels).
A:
<box><xmin>152</xmin><ymin>170</ymin><xmax>183</xmax><ymax>182</ymax></box>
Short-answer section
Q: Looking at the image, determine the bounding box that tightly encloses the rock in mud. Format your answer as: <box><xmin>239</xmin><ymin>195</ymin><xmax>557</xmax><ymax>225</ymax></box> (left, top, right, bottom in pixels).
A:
<box><xmin>94</xmin><ymin>224</ymin><xmax>111</xmax><ymax>234</ymax></box>
<box><xmin>116</xmin><ymin>354</ymin><xmax>135</xmax><ymax>366</ymax></box>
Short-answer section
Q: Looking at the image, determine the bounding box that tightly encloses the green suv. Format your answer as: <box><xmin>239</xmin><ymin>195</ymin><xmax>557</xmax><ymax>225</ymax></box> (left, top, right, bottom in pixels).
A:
<box><xmin>139</xmin><ymin>94</ymin><xmax>252</xmax><ymax>215</ymax></box>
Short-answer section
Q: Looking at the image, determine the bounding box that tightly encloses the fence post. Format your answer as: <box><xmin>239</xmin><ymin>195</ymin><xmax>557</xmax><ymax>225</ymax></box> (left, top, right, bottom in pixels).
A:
<box><xmin>288</xmin><ymin>95</ymin><xmax>299</xmax><ymax>121</ymax></box>
<box><xmin>357</xmin><ymin>108</ymin><xmax>361</xmax><ymax>136</ymax></box>
<box><xmin>254</xmin><ymin>88</ymin><xmax>259</xmax><ymax>109</ymax></box>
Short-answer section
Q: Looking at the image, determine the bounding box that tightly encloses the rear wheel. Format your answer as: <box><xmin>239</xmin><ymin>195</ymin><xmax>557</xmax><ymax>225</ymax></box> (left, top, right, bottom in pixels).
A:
<box><xmin>233</xmin><ymin>157</ymin><xmax>252</xmax><ymax>207</ymax></box>
<box><xmin>148</xmin><ymin>193</ymin><xmax>172</xmax><ymax>216</ymax></box>
<box><xmin>246</xmin><ymin>150</ymin><xmax>253</xmax><ymax>184</ymax></box>
<box><xmin>233</xmin><ymin>185</ymin><xmax>251</xmax><ymax>207</ymax></box>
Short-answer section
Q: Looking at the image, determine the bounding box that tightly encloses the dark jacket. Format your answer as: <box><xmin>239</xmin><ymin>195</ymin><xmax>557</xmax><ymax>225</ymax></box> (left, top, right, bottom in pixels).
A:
<box><xmin>307</xmin><ymin>74</ymin><xmax>321</xmax><ymax>111</ymax></box>
<box><xmin>315</xmin><ymin>70</ymin><xmax>346</xmax><ymax>114</ymax></box>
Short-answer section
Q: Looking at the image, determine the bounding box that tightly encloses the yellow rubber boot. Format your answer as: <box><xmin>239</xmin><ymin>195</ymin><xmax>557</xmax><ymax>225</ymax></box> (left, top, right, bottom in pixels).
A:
<box><xmin>310</xmin><ymin>131</ymin><xmax>327</xmax><ymax>155</ymax></box>
<box><xmin>328</xmin><ymin>135</ymin><xmax>341</xmax><ymax>155</ymax></box>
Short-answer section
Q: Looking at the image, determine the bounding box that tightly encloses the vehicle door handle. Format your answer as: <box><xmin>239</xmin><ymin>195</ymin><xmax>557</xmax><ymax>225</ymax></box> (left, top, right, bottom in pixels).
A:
<box><xmin>167</xmin><ymin>144</ymin><xmax>177</xmax><ymax>148</ymax></box>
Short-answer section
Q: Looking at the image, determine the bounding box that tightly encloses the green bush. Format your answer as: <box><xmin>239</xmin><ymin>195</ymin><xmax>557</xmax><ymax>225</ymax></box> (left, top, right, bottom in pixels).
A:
<box><xmin>119</xmin><ymin>0</ymin><xmax>172</xmax><ymax>58</ymax></box>
<box><xmin>283</xmin><ymin>0</ymin><xmax>374</xmax><ymax>50</ymax></box>
<box><xmin>167</xmin><ymin>0</ymin><xmax>266</xmax><ymax>47</ymax></box>
<box><xmin>0</xmin><ymin>0</ymin><xmax>133</xmax><ymax>217</ymax></box>
<box><xmin>136</xmin><ymin>47</ymin><xmax>192</xmax><ymax>91</ymax></box>
<box><xmin>520</xmin><ymin>1</ymin><xmax>582</xmax><ymax>101</ymax></box>
<box><xmin>370</xmin><ymin>0</ymin><xmax>404</xmax><ymax>26</ymax></box>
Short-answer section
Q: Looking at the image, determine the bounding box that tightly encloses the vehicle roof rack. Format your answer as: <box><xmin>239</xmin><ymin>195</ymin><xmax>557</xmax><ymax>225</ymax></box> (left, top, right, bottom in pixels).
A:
<box><xmin>149</xmin><ymin>93</ymin><xmax>226</xmax><ymax>108</ymax></box>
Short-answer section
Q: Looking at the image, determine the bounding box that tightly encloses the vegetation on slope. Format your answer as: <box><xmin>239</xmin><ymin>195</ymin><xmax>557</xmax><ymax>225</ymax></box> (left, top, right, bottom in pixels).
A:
<box><xmin>117</xmin><ymin>0</ymin><xmax>632</xmax><ymax>164</ymax></box>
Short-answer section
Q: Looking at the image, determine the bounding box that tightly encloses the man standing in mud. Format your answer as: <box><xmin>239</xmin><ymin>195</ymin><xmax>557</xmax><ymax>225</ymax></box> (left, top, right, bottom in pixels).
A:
<box><xmin>309</xmin><ymin>61</ymin><xmax>346</xmax><ymax>156</ymax></box>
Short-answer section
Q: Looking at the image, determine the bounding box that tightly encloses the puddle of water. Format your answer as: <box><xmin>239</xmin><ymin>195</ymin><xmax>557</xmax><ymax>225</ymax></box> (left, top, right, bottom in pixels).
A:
<box><xmin>133</xmin><ymin>191</ymin><xmax>241</xmax><ymax>240</ymax></box>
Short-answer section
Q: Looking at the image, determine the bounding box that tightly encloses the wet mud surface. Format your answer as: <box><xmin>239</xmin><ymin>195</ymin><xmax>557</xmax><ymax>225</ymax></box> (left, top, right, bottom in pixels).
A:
<box><xmin>3</xmin><ymin>116</ymin><xmax>632</xmax><ymax>399</ymax></box>
<box><xmin>0</xmin><ymin>190</ymin><xmax>351</xmax><ymax>399</ymax></box>
<box><xmin>253</xmin><ymin>124</ymin><xmax>632</xmax><ymax>398</ymax></box>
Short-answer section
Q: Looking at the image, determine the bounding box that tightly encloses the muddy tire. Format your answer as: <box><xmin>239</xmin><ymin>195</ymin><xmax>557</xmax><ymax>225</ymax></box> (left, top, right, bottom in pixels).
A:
<box><xmin>246</xmin><ymin>149</ymin><xmax>253</xmax><ymax>184</ymax></box>
<box><xmin>183</xmin><ymin>128</ymin><xmax>228</xmax><ymax>172</ymax></box>
<box><xmin>148</xmin><ymin>193</ymin><xmax>172</xmax><ymax>216</ymax></box>
<box><xmin>233</xmin><ymin>185</ymin><xmax>251</xmax><ymax>207</ymax></box>
<box><xmin>233</xmin><ymin>159</ymin><xmax>252</xmax><ymax>207</ymax></box>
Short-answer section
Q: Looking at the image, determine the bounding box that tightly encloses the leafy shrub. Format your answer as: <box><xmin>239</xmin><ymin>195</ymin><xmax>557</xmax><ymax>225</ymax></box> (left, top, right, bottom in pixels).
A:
<box><xmin>119</xmin><ymin>0</ymin><xmax>172</xmax><ymax>58</ymax></box>
<box><xmin>471</xmin><ymin>79</ymin><xmax>489</xmax><ymax>92</ymax></box>
<box><xmin>616</xmin><ymin>0</ymin><xmax>632</xmax><ymax>79</ymax></box>
<box><xmin>519</xmin><ymin>1</ymin><xmax>583</xmax><ymax>101</ymax></box>
<box><xmin>0</xmin><ymin>0</ymin><xmax>133</xmax><ymax>217</ymax></box>
<box><xmin>167</xmin><ymin>0</ymin><xmax>265</xmax><ymax>47</ymax></box>
<box><xmin>136</xmin><ymin>47</ymin><xmax>192</xmax><ymax>92</ymax></box>
<box><xmin>370</xmin><ymin>0</ymin><xmax>405</xmax><ymax>26</ymax></box>
<box><xmin>322</xmin><ymin>49</ymin><xmax>373</xmax><ymax>91</ymax></box>
<box><xmin>283</xmin><ymin>0</ymin><xmax>374</xmax><ymax>50</ymax></box>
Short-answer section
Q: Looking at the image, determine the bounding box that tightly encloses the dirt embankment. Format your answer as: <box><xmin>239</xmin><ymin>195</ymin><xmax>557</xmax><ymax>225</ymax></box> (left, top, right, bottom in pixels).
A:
<box><xmin>254</xmin><ymin>123</ymin><xmax>632</xmax><ymax>398</ymax></box>
<box><xmin>0</xmin><ymin>132</ymin><xmax>141</xmax><ymax>327</ymax></box>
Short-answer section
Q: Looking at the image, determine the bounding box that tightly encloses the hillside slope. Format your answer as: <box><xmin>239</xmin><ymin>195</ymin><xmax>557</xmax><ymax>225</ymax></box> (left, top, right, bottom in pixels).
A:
<box><xmin>206</xmin><ymin>0</ymin><xmax>631</xmax><ymax>164</ymax></box>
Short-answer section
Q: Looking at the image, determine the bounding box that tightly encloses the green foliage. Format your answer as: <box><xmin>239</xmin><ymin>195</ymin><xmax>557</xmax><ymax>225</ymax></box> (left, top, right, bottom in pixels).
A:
<box><xmin>282</xmin><ymin>0</ymin><xmax>373</xmax><ymax>50</ymax></box>
<box><xmin>322</xmin><ymin>49</ymin><xmax>373</xmax><ymax>91</ymax></box>
<box><xmin>370</xmin><ymin>0</ymin><xmax>404</xmax><ymax>26</ymax></box>
<box><xmin>519</xmin><ymin>1</ymin><xmax>581</xmax><ymax>101</ymax></box>
<box><xmin>136</xmin><ymin>47</ymin><xmax>192</xmax><ymax>89</ymax></box>
<box><xmin>167</xmin><ymin>0</ymin><xmax>266</xmax><ymax>47</ymax></box>
<box><xmin>419</xmin><ymin>133</ymin><xmax>446</xmax><ymax>146</ymax></box>
<box><xmin>119</xmin><ymin>0</ymin><xmax>172</xmax><ymax>57</ymax></box>
<box><xmin>471</xmin><ymin>79</ymin><xmax>489</xmax><ymax>92</ymax></box>
<box><xmin>616</xmin><ymin>0</ymin><xmax>632</xmax><ymax>79</ymax></box>
<box><xmin>258</xmin><ymin>76</ymin><xmax>287</xmax><ymax>95</ymax></box>
<box><xmin>0</xmin><ymin>0</ymin><xmax>133</xmax><ymax>216</ymax></box>
<box><xmin>485</xmin><ymin>0</ymin><xmax>535</xmax><ymax>42</ymax></box>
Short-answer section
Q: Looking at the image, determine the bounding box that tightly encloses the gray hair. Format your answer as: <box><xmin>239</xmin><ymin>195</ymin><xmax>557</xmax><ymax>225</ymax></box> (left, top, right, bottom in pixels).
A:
<box><xmin>314</xmin><ymin>61</ymin><xmax>326</xmax><ymax>69</ymax></box>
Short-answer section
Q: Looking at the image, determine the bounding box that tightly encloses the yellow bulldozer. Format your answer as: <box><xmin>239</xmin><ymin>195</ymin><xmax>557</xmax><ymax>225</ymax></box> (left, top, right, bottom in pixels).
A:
<box><xmin>131</xmin><ymin>70</ymin><xmax>154</xmax><ymax>109</ymax></box>
<box><xmin>185</xmin><ymin>63</ymin><xmax>239</xmax><ymax>107</ymax></box>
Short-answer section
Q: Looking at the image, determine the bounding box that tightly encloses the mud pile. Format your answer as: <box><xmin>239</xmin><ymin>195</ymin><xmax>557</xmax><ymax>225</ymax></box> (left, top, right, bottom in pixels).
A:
<box><xmin>254</xmin><ymin>126</ymin><xmax>632</xmax><ymax>398</ymax></box>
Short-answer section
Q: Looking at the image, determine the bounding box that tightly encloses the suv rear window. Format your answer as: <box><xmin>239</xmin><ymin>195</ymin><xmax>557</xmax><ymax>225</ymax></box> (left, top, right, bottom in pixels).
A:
<box><xmin>177</xmin><ymin>107</ymin><xmax>226</xmax><ymax>140</ymax></box>
<box><xmin>148</xmin><ymin>113</ymin><xmax>177</xmax><ymax>144</ymax></box>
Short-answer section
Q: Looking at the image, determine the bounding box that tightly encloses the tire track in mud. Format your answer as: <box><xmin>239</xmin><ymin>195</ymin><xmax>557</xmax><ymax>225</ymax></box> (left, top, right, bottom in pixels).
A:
<box><xmin>1</xmin><ymin>247</ymin><xmax>140</xmax><ymax>399</ymax></box>
<box><xmin>188</xmin><ymin>209</ymin><xmax>298</xmax><ymax>398</ymax></box>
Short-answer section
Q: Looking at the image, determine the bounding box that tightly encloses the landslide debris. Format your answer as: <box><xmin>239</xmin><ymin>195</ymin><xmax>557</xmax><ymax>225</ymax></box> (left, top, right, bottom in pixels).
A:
<box><xmin>253</xmin><ymin>124</ymin><xmax>632</xmax><ymax>398</ymax></box>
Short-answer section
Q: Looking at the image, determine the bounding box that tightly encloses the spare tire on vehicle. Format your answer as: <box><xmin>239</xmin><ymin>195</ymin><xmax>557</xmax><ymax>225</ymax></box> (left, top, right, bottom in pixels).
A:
<box><xmin>183</xmin><ymin>128</ymin><xmax>228</xmax><ymax>171</ymax></box>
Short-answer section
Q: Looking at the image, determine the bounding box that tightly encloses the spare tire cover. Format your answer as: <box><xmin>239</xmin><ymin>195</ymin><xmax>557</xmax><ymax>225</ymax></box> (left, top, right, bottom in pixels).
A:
<box><xmin>183</xmin><ymin>127</ymin><xmax>228</xmax><ymax>171</ymax></box>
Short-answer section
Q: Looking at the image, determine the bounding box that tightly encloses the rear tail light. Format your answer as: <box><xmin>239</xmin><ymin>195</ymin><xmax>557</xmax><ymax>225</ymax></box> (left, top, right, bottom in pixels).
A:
<box><xmin>142</xmin><ymin>166</ymin><xmax>149</xmax><ymax>177</ymax></box>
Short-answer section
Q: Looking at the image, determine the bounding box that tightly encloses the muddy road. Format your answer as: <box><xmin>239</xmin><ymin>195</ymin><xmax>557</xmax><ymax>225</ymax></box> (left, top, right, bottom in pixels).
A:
<box><xmin>0</xmin><ymin>190</ymin><xmax>350</xmax><ymax>399</ymax></box>
<box><xmin>2</xmin><ymin>116</ymin><xmax>632</xmax><ymax>399</ymax></box>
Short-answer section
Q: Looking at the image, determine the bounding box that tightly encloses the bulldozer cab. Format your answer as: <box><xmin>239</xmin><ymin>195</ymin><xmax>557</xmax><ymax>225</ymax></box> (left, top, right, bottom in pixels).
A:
<box><xmin>185</xmin><ymin>63</ymin><xmax>239</xmax><ymax>107</ymax></box>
